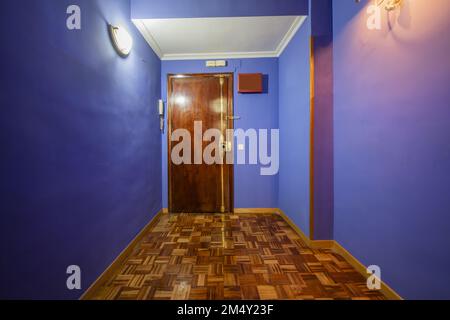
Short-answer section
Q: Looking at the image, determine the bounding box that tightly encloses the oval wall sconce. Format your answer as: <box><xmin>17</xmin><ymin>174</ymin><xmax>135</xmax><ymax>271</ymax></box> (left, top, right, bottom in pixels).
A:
<box><xmin>108</xmin><ymin>24</ymin><xmax>133</xmax><ymax>57</ymax></box>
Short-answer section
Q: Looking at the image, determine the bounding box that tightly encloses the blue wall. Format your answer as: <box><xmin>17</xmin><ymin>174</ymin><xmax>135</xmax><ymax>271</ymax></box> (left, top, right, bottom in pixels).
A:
<box><xmin>131</xmin><ymin>0</ymin><xmax>308</xmax><ymax>19</ymax></box>
<box><xmin>278</xmin><ymin>18</ymin><xmax>312</xmax><ymax>236</ymax></box>
<box><xmin>0</xmin><ymin>0</ymin><xmax>162</xmax><ymax>299</ymax></box>
<box><xmin>161</xmin><ymin>59</ymin><xmax>279</xmax><ymax>209</ymax></box>
<box><xmin>333</xmin><ymin>0</ymin><xmax>450</xmax><ymax>299</ymax></box>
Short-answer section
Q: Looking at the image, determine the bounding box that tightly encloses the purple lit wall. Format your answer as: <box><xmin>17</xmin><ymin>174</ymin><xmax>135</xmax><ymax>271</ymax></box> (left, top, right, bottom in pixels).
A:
<box><xmin>333</xmin><ymin>0</ymin><xmax>450</xmax><ymax>299</ymax></box>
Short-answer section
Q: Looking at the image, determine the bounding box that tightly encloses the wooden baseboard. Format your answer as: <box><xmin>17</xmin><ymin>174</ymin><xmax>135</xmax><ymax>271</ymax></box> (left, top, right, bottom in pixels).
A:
<box><xmin>80</xmin><ymin>209</ymin><xmax>166</xmax><ymax>300</ymax></box>
<box><xmin>275</xmin><ymin>208</ymin><xmax>402</xmax><ymax>300</ymax></box>
<box><xmin>162</xmin><ymin>208</ymin><xmax>280</xmax><ymax>215</ymax></box>
<box><xmin>233</xmin><ymin>208</ymin><xmax>279</xmax><ymax>214</ymax></box>
<box><xmin>275</xmin><ymin>208</ymin><xmax>313</xmax><ymax>247</ymax></box>
<box><xmin>332</xmin><ymin>241</ymin><xmax>403</xmax><ymax>300</ymax></box>
<box><xmin>274</xmin><ymin>208</ymin><xmax>334</xmax><ymax>249</ymax></box>
<box><xmin>309</xmin><ymin>239</ymin><xmax>335</xmax><ymax>249</ymax></box>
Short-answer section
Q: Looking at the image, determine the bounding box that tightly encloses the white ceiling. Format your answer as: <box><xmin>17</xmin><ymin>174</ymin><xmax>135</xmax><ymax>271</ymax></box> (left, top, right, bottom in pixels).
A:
<box><xmin>132</xmin><ymin>16</ymin><xmax>306</xmax><ymax>60</ymax></box>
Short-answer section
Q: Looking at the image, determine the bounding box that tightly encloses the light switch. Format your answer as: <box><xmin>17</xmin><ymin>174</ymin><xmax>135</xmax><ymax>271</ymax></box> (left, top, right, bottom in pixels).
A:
<box><xmin>238</xmin><ymin>144</ymin><xmax>245</xmax><ymax>151</ymax></box>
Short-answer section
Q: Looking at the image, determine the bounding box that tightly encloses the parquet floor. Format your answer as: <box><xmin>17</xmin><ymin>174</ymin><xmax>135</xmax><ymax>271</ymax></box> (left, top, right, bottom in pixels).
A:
<box><xmin>90</xmin><ymin>213</ymin><xmax>386</xmax><ymax>300</ymax></box>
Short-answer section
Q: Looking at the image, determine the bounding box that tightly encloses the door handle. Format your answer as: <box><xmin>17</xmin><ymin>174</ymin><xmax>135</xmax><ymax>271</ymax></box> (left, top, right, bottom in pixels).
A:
<box><xmin>226</xmin><ymin>116</ymin><xmax>241</xmax><ymax>121</ymax></box>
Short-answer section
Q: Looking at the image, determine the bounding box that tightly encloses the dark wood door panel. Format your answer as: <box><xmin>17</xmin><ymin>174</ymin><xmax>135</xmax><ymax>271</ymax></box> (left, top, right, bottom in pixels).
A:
<box><xmin>168</xmin><ymin>74</ymin><xmax>233</xmax><ymax>213</ymax></box>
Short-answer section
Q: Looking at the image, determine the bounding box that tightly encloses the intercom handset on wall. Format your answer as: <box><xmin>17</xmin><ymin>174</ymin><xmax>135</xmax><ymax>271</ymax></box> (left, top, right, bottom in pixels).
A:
<box><xmin>158</xmin><ymin>99</ymin><xmax>165</xmax><ymax>132</ymax></box>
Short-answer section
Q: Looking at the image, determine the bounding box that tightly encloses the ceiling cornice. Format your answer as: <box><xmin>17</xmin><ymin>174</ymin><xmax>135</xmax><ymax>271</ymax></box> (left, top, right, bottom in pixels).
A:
<box><xmin>132</xmin><ymin>19</ymin><xmax>164</xmax><ymax>59</ymax></box>
<box><xmin>161</xmin><ymin>51</ymin><xmax>278</xmax><ymax>61</ymax></box>
<box><xmin>133</xmin><ymin>16</ymin><xmax>306</xmax><ymax>61</ymax></box>
<box><xmin>275</xmin><ymin>16</ymin><xmax>306</xmax><ymax>57</ymax></box>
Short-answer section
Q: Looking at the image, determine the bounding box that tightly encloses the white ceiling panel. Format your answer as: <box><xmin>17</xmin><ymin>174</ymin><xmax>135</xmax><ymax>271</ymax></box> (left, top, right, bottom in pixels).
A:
<box><xmin>133</xmin><ymin>16</ymin><xmax>306</xmax><ymax>60</ymax></box>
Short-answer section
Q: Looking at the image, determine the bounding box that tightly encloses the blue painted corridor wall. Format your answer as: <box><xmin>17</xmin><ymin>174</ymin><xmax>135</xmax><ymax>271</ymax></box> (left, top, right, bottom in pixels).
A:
<box><xmin>160</xmin><ymin>59</ymin><xmax>279</xmax><ymax>209</ymax></box>
<box><xmin>278</xmin><ymin>17</ymin><xmax>312</xmax><ymax>237</ymax></box>
<box><xmin>0</xmin><ymin>0</ymin><xmax>162</xmax><ymax>299</ymax></box>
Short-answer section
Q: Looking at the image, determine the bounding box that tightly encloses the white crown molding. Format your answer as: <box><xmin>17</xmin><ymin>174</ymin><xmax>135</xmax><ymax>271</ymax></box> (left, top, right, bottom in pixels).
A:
<box><xmin>161</xmin><ymin>51</ymin><xmax>278</xmax><ymax>61</ymax></box>
<box><xmin>132</xmin><ymin>19</ymin><xmax>163</xmax><ymax>59</ymax></box>
<box><xmin>133</xmin><ymin>16</ymin><xmax>306</xmax><ymax>61</ymax></box>
<box><xmin>275</xmin><ymin>16</ymin><xmax>306</xmax><ymax>57</ymax></box>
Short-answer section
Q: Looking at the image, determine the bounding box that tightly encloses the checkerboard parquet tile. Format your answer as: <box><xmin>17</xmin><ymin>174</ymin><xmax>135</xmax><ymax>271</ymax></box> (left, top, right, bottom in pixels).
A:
<box><xmin>90</xmin><ymin>213</ymin><xmax>386</xmax><ymax>300</ymax></box>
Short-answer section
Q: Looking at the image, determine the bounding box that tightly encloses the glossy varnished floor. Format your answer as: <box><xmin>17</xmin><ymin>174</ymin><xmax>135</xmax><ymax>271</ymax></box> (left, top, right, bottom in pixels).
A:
<box><xmin>90</xmin><ymin>213</ymin><xmax>386</xmax><ymax>300</ymax></box>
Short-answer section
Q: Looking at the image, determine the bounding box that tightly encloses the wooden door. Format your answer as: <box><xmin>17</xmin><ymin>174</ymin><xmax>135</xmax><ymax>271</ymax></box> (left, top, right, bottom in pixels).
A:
<box><xmin>168</xmin><ymin>74</ymin><xmax>234</xmax><ymax>213</ymax></box>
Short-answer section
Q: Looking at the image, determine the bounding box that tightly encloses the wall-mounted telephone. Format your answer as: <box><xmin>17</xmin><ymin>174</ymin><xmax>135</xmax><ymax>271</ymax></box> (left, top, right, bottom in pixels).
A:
<box><xmin>158</xmin><ymin>99</ymin><xmax>165</xmax><ymax>132</ymax></box>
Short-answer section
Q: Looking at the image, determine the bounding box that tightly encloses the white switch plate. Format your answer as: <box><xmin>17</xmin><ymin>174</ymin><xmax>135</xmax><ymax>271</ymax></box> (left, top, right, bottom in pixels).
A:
<box><xmin>215</xmin><ymin>60</ymin><xmax>227</xmax><ymax>67</ymax></box>
<box><xmin>238</xmin><ymin>144</ymin><xmax>245</xmax><ymax>151</ymax></box>
<box><xmin>206</xmin><ymin>60</ymin><xmax>227</xmax><ymax>68</ymax></box>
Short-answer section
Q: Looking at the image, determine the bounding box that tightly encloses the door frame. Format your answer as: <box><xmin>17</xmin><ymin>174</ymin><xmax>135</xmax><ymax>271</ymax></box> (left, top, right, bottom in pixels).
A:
<box><xmin>167</xmin><ymin>73</ymin><xmax>235</xmax><ymax>213</ymax></box>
